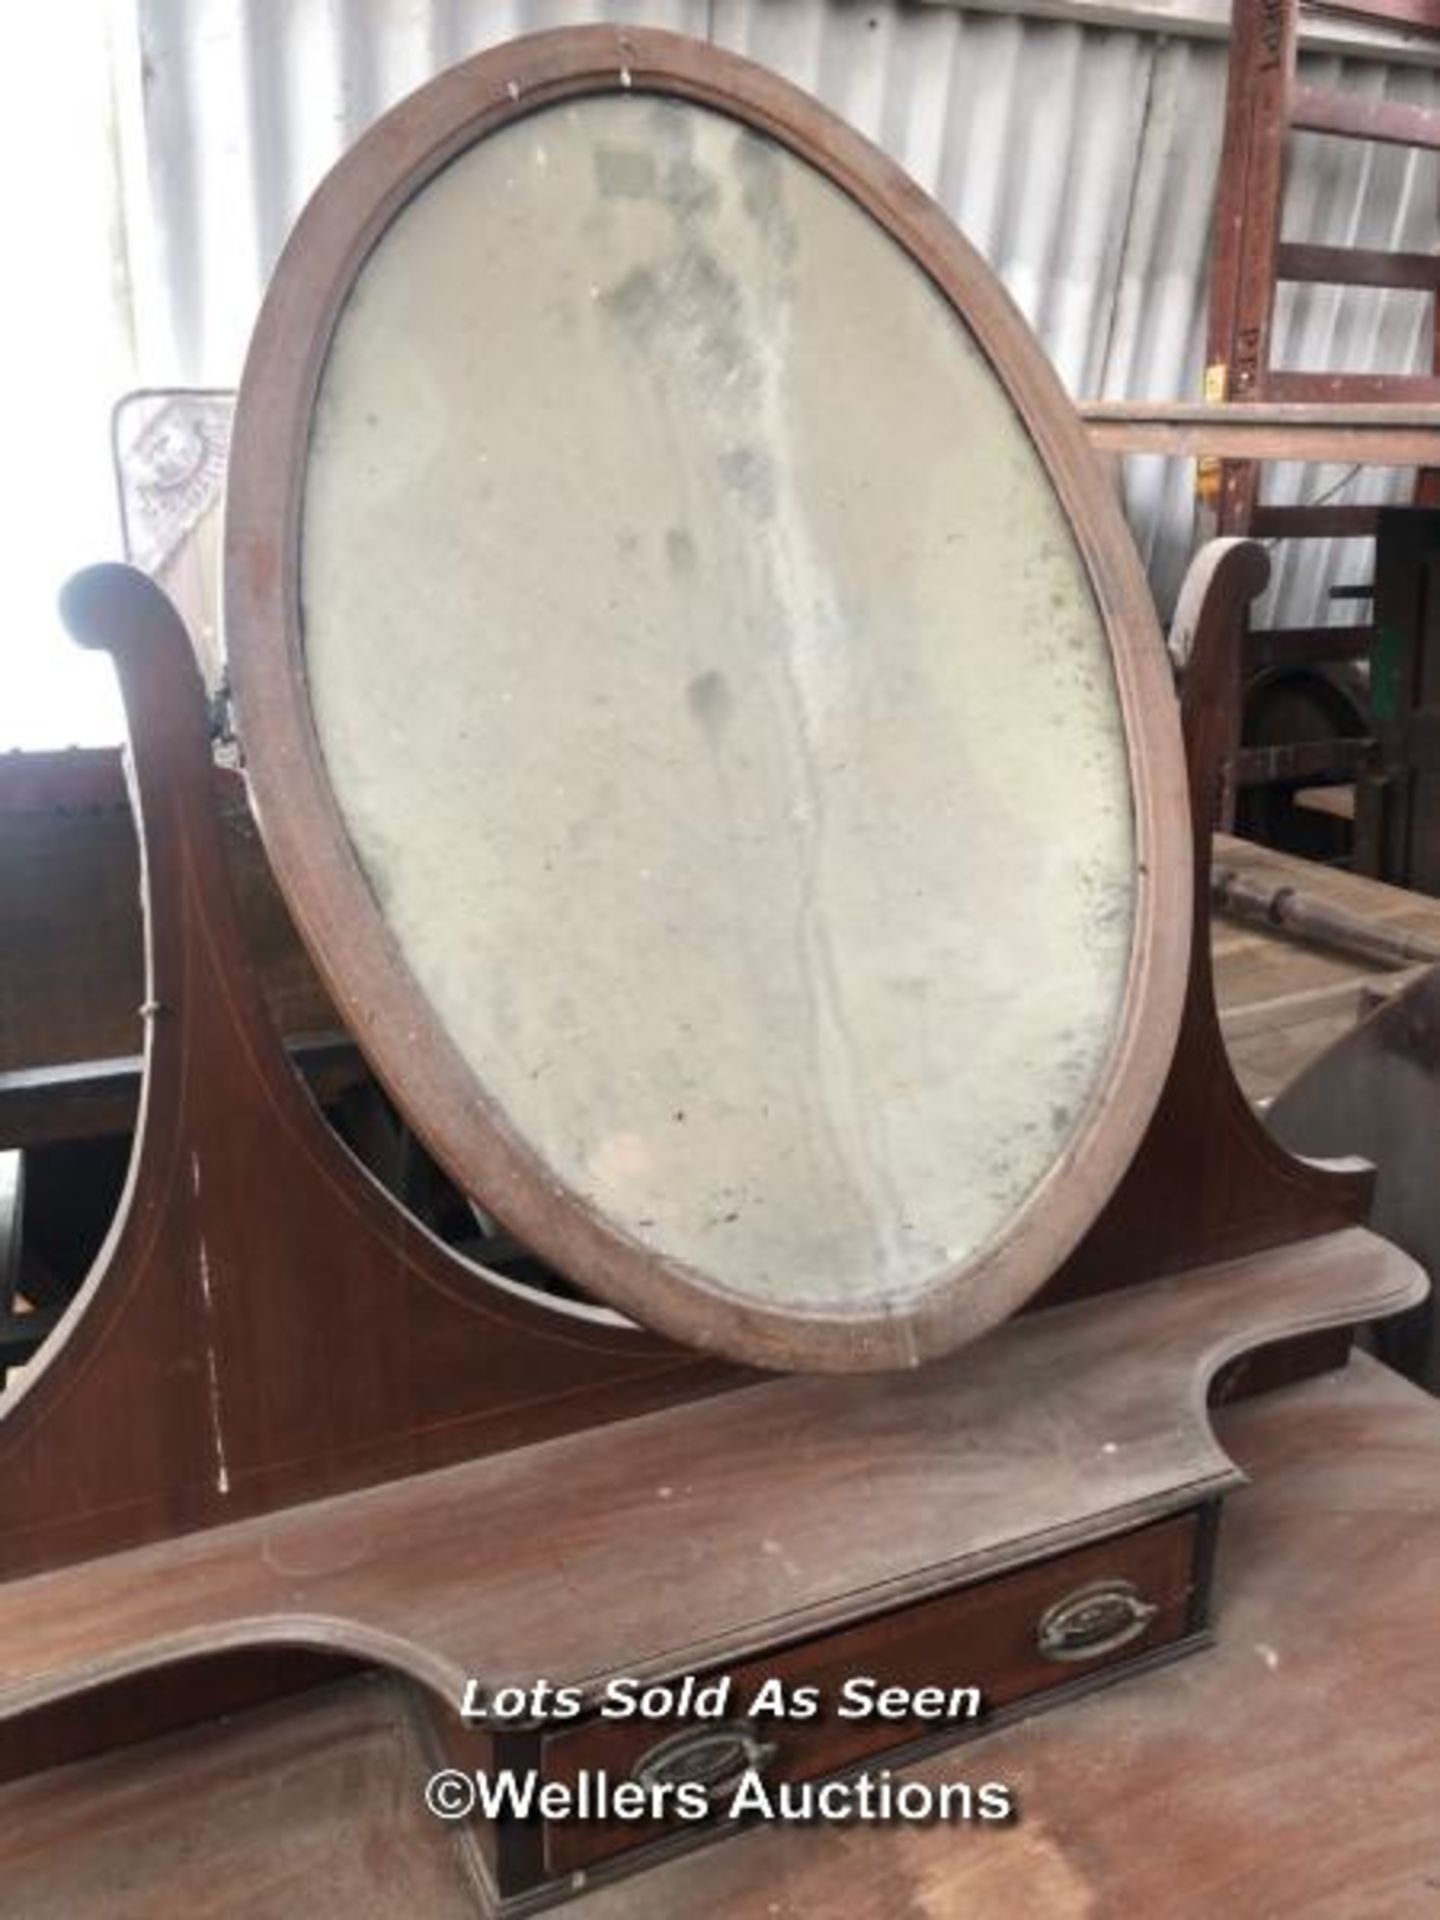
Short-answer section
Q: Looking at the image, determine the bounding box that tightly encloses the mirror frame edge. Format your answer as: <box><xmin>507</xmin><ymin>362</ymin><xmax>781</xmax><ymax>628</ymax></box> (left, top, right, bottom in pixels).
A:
<box><xmin>223</xmin><ymin>23</ymin><xmax>1193</xmax><ymax>1373</ymax></box>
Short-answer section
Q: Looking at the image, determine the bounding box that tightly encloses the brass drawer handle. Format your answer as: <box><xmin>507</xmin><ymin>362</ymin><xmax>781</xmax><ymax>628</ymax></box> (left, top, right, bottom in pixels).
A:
<box><xmin>630</xmin><ymin>1719</ymin><xmax>777</xmax><ymax>1801</ymax></box>
<box><xmin>1036</xmin><ymin>1579</ymin><xmax>1160</xmax><ymax>1663</ymax></box>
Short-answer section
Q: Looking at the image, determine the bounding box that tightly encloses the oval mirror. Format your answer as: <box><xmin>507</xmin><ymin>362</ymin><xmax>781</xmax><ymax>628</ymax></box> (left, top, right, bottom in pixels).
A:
<box><xmin>225</xmin><ymin>28</ymin><xmax>1191</xmax><ymax>1371</ymax></box>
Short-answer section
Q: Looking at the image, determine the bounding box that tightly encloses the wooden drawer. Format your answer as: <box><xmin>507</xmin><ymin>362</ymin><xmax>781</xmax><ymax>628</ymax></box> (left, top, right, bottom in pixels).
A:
<box><xmin>539</xmin><ymin>1508</ymin><xmax>1203</xmax><ymax>1878</ymax></box>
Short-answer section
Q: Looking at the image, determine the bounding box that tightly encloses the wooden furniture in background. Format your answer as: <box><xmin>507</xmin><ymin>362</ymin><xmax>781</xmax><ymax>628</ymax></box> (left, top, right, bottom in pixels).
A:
<box><xmin>1355</xmin><ymin>503</ymin><xmax>1440</xmax><ymax>880</ymax></box>
<box><xmin>1211</xmin><ymin>829</ymin><xmax>1440</xmax><ymax>1098</ymax></box>
<box><xmin>1201</xmin><ymin>0</ymin><xmax>1440</xmax><ymax>849</ymax></box>
<box><xmin>0</xmin><ymin>747</ymin><xmax>335</xmax><ymax>1078</ymax></box>
<box><xmin>1207</xmin><ymin>0</ymin><xmax>1440</xmax><ymax>535</ymax></box>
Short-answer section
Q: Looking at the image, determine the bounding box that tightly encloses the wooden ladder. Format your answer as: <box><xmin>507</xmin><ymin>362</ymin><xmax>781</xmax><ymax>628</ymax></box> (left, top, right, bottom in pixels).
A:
<box><xmin>1206</xmin><ymin>0</ymin><xmax>1440</xmax><ymax>855</ymax></box>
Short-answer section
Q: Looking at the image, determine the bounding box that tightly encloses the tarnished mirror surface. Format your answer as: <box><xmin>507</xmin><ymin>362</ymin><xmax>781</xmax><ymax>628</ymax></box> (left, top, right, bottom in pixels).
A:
<box><xmin>298</xmin><ymin>92</ymin><xmax>1139</xmax><ymax>1329</ymax></box>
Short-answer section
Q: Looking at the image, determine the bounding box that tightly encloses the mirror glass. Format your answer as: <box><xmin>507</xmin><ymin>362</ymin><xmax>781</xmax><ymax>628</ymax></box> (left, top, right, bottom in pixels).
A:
<box><xmin>300</xmin><ymin>94</ymin><xmax>1136</xmax><ymax>1316</ymax></box>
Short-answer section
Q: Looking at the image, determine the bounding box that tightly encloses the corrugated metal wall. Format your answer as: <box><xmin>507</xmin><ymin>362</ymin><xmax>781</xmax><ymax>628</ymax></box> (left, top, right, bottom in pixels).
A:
<box><xmin>113</xmin><ymin>0</ymin><xmax>1440</xmax><ymax>623</ymax></box>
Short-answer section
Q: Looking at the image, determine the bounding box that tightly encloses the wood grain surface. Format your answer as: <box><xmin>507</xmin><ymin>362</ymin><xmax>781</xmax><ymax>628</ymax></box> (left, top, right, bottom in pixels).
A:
<box><xmin>0</xmin><ymin>1226</ymin><xmax>1419</xmax><ymax>1728</ymax></box>
<box><xmin>0</xmin><ymin>1673</ymin><xmax>478</xmax><ymax>1919</ymax></box>
<box><xmin>4</xmin><ymin>1353</ymin><xmax>1437</xmax><ymax>1917</ymax></box>
<box><xmin>1213</xmin><ymin>833</ymin><xmax>1440</xmax><ymax>1103</ymax></box>
<box><xmin>563</xmin><ymin>1351</ymin><xmax>1440</xmax><ymax>1919</ymax></box>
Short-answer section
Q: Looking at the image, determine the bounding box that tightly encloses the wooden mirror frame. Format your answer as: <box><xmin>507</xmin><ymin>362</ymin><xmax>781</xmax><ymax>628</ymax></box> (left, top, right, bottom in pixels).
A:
<box><xmin>224</xmin><ymin>24</ymin><xmax>1193</xmax><ymax>1373</ymax></box>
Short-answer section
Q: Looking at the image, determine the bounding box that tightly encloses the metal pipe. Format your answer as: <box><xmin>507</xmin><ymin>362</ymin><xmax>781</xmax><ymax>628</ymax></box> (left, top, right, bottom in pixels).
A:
<box><xmin>1211</xmin><ymin>865</ymin><xmax>1440</xmax><ymax>971</ymax></box>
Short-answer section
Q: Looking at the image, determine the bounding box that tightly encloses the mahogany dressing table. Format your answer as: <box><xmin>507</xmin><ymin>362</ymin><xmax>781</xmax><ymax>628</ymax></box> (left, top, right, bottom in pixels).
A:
<box><xmin>0</xmin><ymin>28</ymin><xmax>1425</xmax><ymax>1911</ymax></box>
